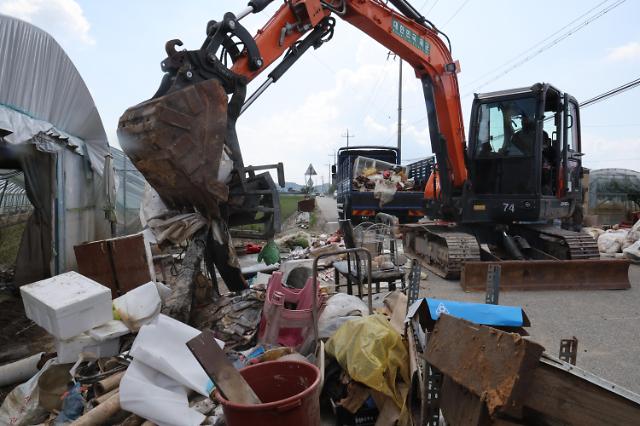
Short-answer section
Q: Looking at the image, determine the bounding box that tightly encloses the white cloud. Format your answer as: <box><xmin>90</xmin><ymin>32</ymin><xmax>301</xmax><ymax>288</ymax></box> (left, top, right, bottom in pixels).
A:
<box><xmin>606</xmin><ymin>41</ymin><xmax>640</xmax><ymax>62</ymax></box>
<box><xmin>0</xmin><ymin>0</ymin><xmax>94</xmax><ymax>45</ymax></box>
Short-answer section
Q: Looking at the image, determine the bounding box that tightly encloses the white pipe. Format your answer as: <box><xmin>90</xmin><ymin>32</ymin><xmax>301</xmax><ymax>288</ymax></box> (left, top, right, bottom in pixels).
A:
<box><xmin>236</xmin><ymin>6</ymin><xmax>254</xmax><ymax>21</ymax></box>
<box><xmin>0</xmin><ymin>352</ymin><xmax>43</xmax><ymax>387</ymax></box>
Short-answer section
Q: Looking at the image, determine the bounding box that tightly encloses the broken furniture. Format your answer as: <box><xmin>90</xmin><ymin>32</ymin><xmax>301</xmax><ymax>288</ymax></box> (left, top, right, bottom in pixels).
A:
<box><xmin>74</xmin><ymin>233</ymin><xmax>154</xmax><ymax>298</ymax></box>
<box><xmin>334</xmin><ymin>219</ymin><xmax>405</xmax><ymax>296</ymax></box>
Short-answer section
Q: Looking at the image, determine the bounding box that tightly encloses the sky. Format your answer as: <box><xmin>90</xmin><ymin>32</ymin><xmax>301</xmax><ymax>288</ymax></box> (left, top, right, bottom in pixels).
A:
<box><xmin>1</xmin><ymin>0</ymin><xmax>638</xmax><ymax>185</ymax></box>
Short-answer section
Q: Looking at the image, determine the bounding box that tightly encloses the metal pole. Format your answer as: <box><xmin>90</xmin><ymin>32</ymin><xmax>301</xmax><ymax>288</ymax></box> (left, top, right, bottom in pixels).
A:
<box><xmin>122</xmin><ymin>155</ymin><xmax>127</xmax><ymax>234</ymax></box>
<box><xmin>397</xmin><ymin>58</ymin><xmax>403</xmax><ymax>162</ymax></box>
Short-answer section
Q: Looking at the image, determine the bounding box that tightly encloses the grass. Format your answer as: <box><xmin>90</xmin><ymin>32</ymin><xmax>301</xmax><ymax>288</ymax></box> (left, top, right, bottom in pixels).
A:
<box><xmin>279</xmin><ymin>194</ymin><xmax>305</xmax><ymax>221</ymax></box>
<box><xmin>234</xmin><ymin>194</ymin><xmax>306</xmax><ymax>233</ymax></box>
<box><xmin>0</xmin><ymin>222</ymin><xmax>25</xmax><ymax>267</ymax></box>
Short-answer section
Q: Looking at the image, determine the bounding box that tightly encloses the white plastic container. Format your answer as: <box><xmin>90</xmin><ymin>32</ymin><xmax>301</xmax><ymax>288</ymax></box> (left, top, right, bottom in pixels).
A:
<box><xmin>20</xmin><ymin>271</ymin><xmax>113</xmax><ymax>339</ymax></box>
<box><xmin>55</xmin><ymin>333</ymin><xmax>120</xmax><ymax>363</ymax></box>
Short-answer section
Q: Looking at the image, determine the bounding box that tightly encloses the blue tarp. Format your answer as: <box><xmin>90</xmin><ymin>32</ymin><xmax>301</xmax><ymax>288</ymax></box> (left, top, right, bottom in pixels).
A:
<box><xmin>407</xmin><ymin>298</ymin><xmax>525</xmax><ymax>328</ymax></box>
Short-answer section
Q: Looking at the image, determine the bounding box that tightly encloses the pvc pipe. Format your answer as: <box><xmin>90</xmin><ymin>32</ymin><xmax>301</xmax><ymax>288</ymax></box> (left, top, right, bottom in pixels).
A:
<box><xmin>0</xmin><ymin>352</ymin><xmax>43</xmax><ymax>387</ymax></box>
<box><xmin>95</xmin><ymin>370</ymin><xmax>124</xmax><ymax>395</ymax></box>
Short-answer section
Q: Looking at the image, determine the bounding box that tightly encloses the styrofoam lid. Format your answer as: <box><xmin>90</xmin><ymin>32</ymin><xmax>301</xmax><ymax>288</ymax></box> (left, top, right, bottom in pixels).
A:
<box><xmin>20</xmin><ymin>271</ymin><xmax>111</xmax><ymax>310</ymax></box>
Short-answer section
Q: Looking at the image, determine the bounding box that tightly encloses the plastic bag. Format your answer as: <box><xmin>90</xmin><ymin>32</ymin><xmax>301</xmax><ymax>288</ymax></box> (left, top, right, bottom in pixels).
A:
<box><xmin>0</xmin><ymin>359</ymin><xmax>55</xmax><ymax>426</ymax></box>
<box><xmin>325</xmin><ymin>314</ymin><xmax>409</xmax><ymax>411</ymax></box>
<box><xmin>318</xmin><ymin>294</ymin><xmax>369</xmax><ymax>339</ymax></box>
<box><xmin>120</xmin><ymin>359</ymin><xmax>205</xmax><ymax>426</ymax></box>
<box><xmin>54</xmin><ymin>383</ymin><xmax>85</xmax><ymax>424</ymax></box>
<box><xmin>597</xmin><ymin>230</ymin><xmax>628</xmax><ymax>254</ymax></box>
<box><xmin>623</xmin><ymin>240</ymin><xmax>640</xmax><ymax>261</ymax></box>
<box><xmin>113</xmin><ymin>282</ymin><xmax>162</xmax><ymax>332</ymax></box>
<box><xmin>258</xmin><ymin>240</ymin><xmax>280</xmax><ymax>266</ymax></box>
<box><xmin>129</xmin><ymin>314</ymin><xmax>223</xmax><ymax>396</ymax></box>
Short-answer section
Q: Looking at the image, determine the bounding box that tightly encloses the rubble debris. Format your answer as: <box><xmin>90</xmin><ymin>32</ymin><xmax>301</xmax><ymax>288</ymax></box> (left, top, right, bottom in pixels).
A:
<box><xmin>191</xmin><ymin>287</ymin><xmax>265</xmax><ymax>350</ymax></box>
<box><xmin>351</xmin><ymin>156</ymin><xmax>415</xmax><ymax>206</ymax></box>
<box><xmin>423</xmin><ymin>314</ymin><xmax>640</xmax><ymax>426</ymax></box>
<box><xmin>325</xmin><ymin>314</ymin><xmax>410</xmax><ymax>424</ymax></box>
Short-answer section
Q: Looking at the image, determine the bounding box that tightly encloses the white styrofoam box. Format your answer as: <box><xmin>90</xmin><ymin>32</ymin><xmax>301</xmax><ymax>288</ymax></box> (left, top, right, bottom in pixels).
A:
<box><xmin>88</xmin><ymin>320</ymin><xmax>130</xmax><ymax>342</ymax></box>
<box><xmin>20</xmin><ymin>271</ymin><xmax>113</xmax><ymax>339</ymax></box>
<box><xmin>56</xmin><ymin>333</ymin><xmax>121</xmax><ymax>363</ymax></box>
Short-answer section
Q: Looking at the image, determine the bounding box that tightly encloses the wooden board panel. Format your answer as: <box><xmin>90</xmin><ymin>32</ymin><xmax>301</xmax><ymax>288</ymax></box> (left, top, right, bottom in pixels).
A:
<box><xmin>524</xmin><ymin>360</ymin><xmax>640</xmax><ymax>426</ymax></box>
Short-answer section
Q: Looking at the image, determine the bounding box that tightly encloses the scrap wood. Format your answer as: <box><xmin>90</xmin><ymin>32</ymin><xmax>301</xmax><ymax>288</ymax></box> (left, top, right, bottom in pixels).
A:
<box><xmin>186</xmin><ymin>330</ymin><xmax>261</xmax><ymax>405</ymax></box>
<box><xmin>162</xmin><ymin>227</ymin><xmax>209</xmax><ymax>323</ymax></box>
<box><xmin>425</xmin><ymin>315</ymin><xmax>543</xmax><ymax>415</ymax></box>
<box><xmin>522</xmin><ymin>356</ymin><xmax>640</xmax><ymax>426</ymax></box>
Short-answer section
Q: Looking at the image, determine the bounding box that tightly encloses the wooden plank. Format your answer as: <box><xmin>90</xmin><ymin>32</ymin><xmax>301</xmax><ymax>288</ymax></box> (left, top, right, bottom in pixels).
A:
<box><xmin>425</xmin><ymin>315</ymin><xmax>543</xmax><ymax>415</ymax></box>
<box><xmin>109</xmin><ymin>234</ymin><xmax>153</xmax><ymax>293</ymax></box>
<box><xmin>74</xmin><ymin>240</ymin><xmax>118</xmax><ymax>297</ymax></box>
<box><xmin>440</xmin><ymin>375</ymin><xmax>491</xmax><ymax>426</ymax></box>
<box><xmin>461</xmin><ymin>260</ymin><xmax>630</xmax><ymax>292</ymax></box>
<box><xmin>186</xmin><ymin>330</ymin><xmax>261</xmax><ymax>405</ymax></box>
<box><xmin>523</xmin><ymin>359</ymin><xmax>640</xmax><ymax>426</ymax></box>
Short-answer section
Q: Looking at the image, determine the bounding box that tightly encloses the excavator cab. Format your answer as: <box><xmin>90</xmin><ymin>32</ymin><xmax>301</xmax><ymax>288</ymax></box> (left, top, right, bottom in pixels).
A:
<box><xmin>463</xmin><ymin>83</ymin><xmax>583</xmax><ymax>225</ymax></box>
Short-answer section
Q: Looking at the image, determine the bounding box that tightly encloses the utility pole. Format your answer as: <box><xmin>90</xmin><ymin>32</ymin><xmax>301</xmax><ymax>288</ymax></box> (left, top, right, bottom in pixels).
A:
<box><xmin>341</xmin><ymin>129</ymin><xmax>355</xmax><ymax>147</ymax></box>
<box><xmin>387</xmin><ymin>51</ymin><xmax>403</xmax><ymax>162</ymax></box>
<box><xmin>397</xmin><ymin>58</ymin><xmax>403</xmax><ymax>162</ymax></box>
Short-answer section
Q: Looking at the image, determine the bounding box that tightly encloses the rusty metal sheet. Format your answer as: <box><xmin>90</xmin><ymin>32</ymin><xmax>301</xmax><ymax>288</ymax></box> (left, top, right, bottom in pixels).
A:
<box><xmin>118</xmin><ymin>79</ymin><xmax>229</xmax><ymax>219</ymax></box>
<box><xmin>425</xmin><ymin>315</ymin><xmax>544</xmax><ymax>415</ymax></box>
<box><xmin>461</xmin><ymin>259</ymin><xmax>630</xmax><ymax>292</ymax></box>
<box><xmin>297</xmin><ymin>198</ymin><xmax>316</xmax><ymax>213</ymax></box>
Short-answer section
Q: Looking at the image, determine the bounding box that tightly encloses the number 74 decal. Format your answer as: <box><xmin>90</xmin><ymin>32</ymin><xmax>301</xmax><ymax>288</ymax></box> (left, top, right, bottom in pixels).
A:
<box><xmin>503</xmin><ymin>203</ymin><xmax>515</xmax><ymax>212</ymax></box>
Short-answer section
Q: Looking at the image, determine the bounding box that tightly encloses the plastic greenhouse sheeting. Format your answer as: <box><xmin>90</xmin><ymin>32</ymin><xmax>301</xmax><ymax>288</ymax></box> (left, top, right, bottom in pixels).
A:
<box><xmin>0</xmin><ymin>13</ymin><xmax>109</xmax><ymax>173</ymax></box>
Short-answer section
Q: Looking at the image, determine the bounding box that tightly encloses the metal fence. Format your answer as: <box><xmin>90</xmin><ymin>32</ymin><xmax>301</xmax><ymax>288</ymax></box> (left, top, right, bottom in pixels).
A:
<box><xmin>0</xmin><ymin>171</ymin><xmax>31</xmax><ymax>215</ymax></box>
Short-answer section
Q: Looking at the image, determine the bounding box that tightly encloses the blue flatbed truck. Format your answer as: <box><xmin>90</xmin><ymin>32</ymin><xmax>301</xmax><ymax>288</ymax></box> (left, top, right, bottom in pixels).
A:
<box><xmin>332</xmin><ymin>146</ymin><xmax>434</xmax><ymax>223</ymax></box>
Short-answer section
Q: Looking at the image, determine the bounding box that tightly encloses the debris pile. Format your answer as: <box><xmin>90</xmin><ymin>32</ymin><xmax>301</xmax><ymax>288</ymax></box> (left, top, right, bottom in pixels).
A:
<box><xmin>1</xmin><ymin>226</ymin><xmax>639</xmax><ymax>426</ymax></box>
<box><xmin>352</xmin><ymin>156</ymin><xmax>416</xmax><ymax>205</ymax></box>
<box><xmin>585</xmin><ymin>218</ymin><xmax>640</xmax><ymax>260</ymax></box>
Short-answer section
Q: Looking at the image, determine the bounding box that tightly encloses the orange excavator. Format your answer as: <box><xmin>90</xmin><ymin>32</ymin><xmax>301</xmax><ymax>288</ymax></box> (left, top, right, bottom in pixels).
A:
<box><xmin>118</xmin><ymin>0</ymin><xmax>630</xmax><ymax>290</ymax></box>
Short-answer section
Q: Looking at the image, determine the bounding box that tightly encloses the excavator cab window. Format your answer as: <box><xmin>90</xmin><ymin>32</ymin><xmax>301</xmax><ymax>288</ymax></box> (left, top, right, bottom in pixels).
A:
<box><xmin>471</xmin><ymin>96</ymin><xmax>537</xmax><ymax>195</ymax></box>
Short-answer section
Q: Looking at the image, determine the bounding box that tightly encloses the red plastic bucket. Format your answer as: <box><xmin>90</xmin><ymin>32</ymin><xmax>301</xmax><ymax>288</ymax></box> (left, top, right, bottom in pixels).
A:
<box><xmin>215</xmin><ymin>360</ymin><xmax>321</xmax><ymax>426</ymax></box>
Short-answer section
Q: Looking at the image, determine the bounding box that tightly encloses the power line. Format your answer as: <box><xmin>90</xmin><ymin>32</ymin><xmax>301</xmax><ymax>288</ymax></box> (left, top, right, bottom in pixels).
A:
<box><xmin>426</xmin><ymin>0</ymin><xmax>440</xmax><ymax>15</ymax></box>
<box><xmin>463</xmin><ymin>0</ymin><xmax>610</xmax><ymax>88</ymax></box>
<box><xmin>442</xmin><ymin>0</ymin><xmax>471</xmax><ymax>26</ymax></box>
<box><xmin>580</xmin><ymin>76</ymin><xmax>640</xmax><ymax>108</ymax></box>
<box><xmin>464</xmin><ymin>0</ymin><xmax>626</xmax><ymax>95</ymax></box>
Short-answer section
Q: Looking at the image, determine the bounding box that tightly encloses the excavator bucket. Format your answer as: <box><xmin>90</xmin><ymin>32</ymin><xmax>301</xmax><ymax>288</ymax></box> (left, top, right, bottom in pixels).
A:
<box><xmin>118</xmin><ymin>79</ymin><xmax>230</xmax><ymax>219</ymax></box>
<box><xmin>461</xmin><ymin>259</ymin><xmax>631</xmax><ymax>291</ymax></box>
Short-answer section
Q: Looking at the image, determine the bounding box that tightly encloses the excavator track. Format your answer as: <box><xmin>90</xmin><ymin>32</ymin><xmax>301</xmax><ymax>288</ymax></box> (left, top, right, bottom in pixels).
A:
<box><xmin>402</xmin><ymin>224</ymin><xmax>481</xmax><ymax>280</ymax></box>
<box><xmin>513</xmin><ymin>224</ymin><xmax>600</xmax><ymax>260</ymax></box>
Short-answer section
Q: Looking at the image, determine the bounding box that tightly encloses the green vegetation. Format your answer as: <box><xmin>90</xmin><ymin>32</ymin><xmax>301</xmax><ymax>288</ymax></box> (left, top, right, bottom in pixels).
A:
<box><xmin>0</xmin><ymin>222</ymin><xmax>25</xmax><ymax>267</ymax></box>
<box><xmin>279</xmin><ymin>194</ymin><xmax>305</xmax><ymax>221</ymax></box>
<box><xmin>234</xmin><ymin>194</ymin><xmax>305</xmax><ymax>233</ymax></box>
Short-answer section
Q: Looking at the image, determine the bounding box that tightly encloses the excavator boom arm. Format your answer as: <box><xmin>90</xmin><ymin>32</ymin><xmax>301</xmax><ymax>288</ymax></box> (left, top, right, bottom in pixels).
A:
<box><xmin>230</xmin><ymin>0</ymin><xmax>468</xmax><ymax>198</ymax></box>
